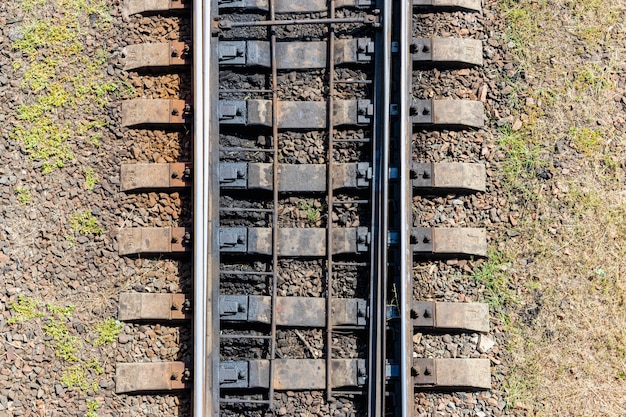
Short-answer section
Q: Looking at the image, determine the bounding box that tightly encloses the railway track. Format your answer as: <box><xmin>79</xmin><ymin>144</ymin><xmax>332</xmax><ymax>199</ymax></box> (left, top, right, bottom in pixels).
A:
<box><xmin>114</xmin><ymin>0</ymin><xmax>493</xmax><ymax>415</ymax></box>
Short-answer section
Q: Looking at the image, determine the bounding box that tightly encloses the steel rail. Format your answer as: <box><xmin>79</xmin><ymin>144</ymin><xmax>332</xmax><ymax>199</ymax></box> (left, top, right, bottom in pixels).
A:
<box><xmin>367</xmin><ymin>0</ymin><xmax>391</xmax><ymax>415</ymax></box>
<box><xmin>399</xmin><ymin>0</ymin><xmax>413</xmax><ymax>415</ymax></box>
<box><xmin>325</xmin><ymin>0</ymin><xmax>337</xmax><ymax>402</ymax></box>
<box><xmin>268</xmin><ymin>0</ymin><xmax>280</xmax><ymax>407</ymax></box>
<box><xmin>193</xmin><ymin>0</ymin><xmax>212</xmax><ymax>415</ymax></box>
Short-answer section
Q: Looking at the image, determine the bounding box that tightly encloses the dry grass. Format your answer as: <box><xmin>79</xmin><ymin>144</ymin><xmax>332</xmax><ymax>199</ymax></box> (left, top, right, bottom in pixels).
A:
<box><xmin>497</xmin><ymin>0</ymin><xmax>626</xmax><ymax>415</ymax></box>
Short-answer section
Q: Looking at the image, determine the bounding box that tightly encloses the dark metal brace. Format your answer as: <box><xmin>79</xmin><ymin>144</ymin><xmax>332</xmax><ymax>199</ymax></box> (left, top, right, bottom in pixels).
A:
<box><xmin>410</xmin><ymin>99</ymin><xmax>433</xmax><ymax>124</ymax></box>
<box><xmin>410</xmin><ymin>162</ymin><xmax>433</xmax><ymax>188</ymax></box>
<box><xmin>411</xmin><ymin>227</ymin><xmax>433</xmax><ymax>252</ymax></box>
<box><xmin>219</xmin><ymin>227</ymin><xmax>247</xmax><ymax>252</ymax></box>
<box><xmin>219</xmin><ymin>362</ymin><xmax>249</xmax><ymax>388</ymax></box>
<box><xmin>219</xmin><ymin>163</ymin><xmax>247</xmax><ymax>188</ymax></box>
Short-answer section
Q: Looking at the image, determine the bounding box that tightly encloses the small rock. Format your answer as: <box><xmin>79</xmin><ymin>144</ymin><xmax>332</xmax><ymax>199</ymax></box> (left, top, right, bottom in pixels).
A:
<box><xmin>118</xmin><ymin>334</ymin><xmax>132</xmax><ymax>344</ymax></box>
<box><xmin>477</xmin><ymin>334</ymin><xmax>496</xmax><ymax>353</ymax></box>
<box><xmin>511</xmin><ymin>119</ymin><xmax>523</xmax><ymax>131</ymax></box>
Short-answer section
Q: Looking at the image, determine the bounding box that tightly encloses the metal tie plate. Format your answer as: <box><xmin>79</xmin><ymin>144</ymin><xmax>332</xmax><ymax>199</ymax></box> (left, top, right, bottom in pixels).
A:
<box><xmin>219</xmin><ymin>295</ymin><xmax>368</xmax><ymax>327</ymax></box>
<box><xmin>117</xmin><ymin>227</ymin><xmax>192</xmax><ymax>255</ymax></box>
<box><xmin>412</xmin><ymin>358</ymin><xmax>491</xmax><ymax>389</ymax></box>
<box><xmin>123</xmin><ymin>0</ymin><xmax>189</xmax><ymax>17</ymax></box>
<box><xmin>218</xmin><ymin>0</ymin><xmax>371</xmax><ymax>13</ymax></box>
<box><xmin>219</xmin><ymin>38</ymin><xmax>374</xmax><ymax>68</ymax></box>
<box><xmin>411</xmin><ymin>227</ymin><xmax>487</xmax><ymax>257</ymax></box>
<box><xmin>118</xmin><ymin>293</ymin><xmax>191</xmax><ymax>321</ymax></box>
<box><xmin>120</xmin><ymin>162</ymin><xmax>192</xmax><ymax>191</ymax></box>
<box><xmin>115</xmin><ymin>362</ymin><xmax>191</xmax><ymax>393</ymax></box>
<box><xmin>219</xmin><ymin>99</ymin><xmax>372</xmax><ymax>129</ymax></box>
<box><xmin>411</xmin><ymin>162</ymin><xmax>486</xmax><ymax>192</ymax></box>
<box><xmin>411</xmin><ymin>99</ymin><xmax>484</xmax><ymax>128</ymax></box>
<box><xmin>123</xmin><ymin>41</ymin><xmax>191</xmax><ymax>71</ymax></box>
<box><xmin>220</xmin><ymin>359</ymin><xmax>367</xmax><ymax>390</ymax></box>
<box><xmin>121</xmin><ymin>99</ymin><xmax>192</xmax><ymax>127</ymax></box>
<box><xmin>219</xmin><ymin>227</ymin><xmax>370</xmax><ymax>256</ymax></box>
<box><xmin>411</xmin><ymin>301</ymin><xmax>489</xmax><ymax>333</ymax></box>
<box><xmin>412</xmin><ymin>0</ymin><xmax>482</xmax><ymax>12</ymax></box>
<box><xmin>220</xmin><ymin>162</ymin><xmax>372</xmax><ymax>191</ymax></box>
<box><xmin>412</xmin><ymin>38</ymin><xmax>483</xmax><ymax>67</ymax></box>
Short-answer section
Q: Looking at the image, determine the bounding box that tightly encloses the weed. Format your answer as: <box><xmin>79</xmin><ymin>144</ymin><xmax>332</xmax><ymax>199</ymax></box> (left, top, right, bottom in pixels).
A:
<box><xmin>69</xmin><ymin>210</ymin><xmax>104</xmax><ymax>235</ymax></box>
<box><xmin>573</xmin><ymin>64</ymin><xmax>614</xmax><ymax>94</ymax></box>
<box><xmin>119</xmin><ymin>80</ymin><xmax>136</xmax><ymax>98</ymax></box>
<box><xmin>85</xmin><ymin>399</ymin><xmax>99</xmax><ymax>417</ymax></box>
<box><xmin>60</xmin><ymin>364</ymin><xmax>91</xmax><ymax>393</ymax></box>
<box><xmin>47</xmin><ymin>303</ymin><xmax>76</xmax><ymax>318</ymax></box>
<box><xmin>296</xmin><ymin>200</ymin><xmax>321</xmax><ymax>223</ymax></box>
<box><xmin>472</xmin><ymin>249</ymin><xmax>517</xmax><ymax>323</ymax></box>
<box><xmin>11</xmin><ymin>0</ymin><xmax>117</xmax><ymax>174</ymax></box>
<box><xmin>569</xmin><ymin>127</ymin><xmax>603</xmax><ymax>155</ymax></box>
<box><xmin>496</xmin><ymin>126</ymin><xmax>542</xmax><ymax>200</ymax></box>
<box><xmin>8</xmin><ymin>295</ymin><xmax>43</xmax><ymax>324</ymax></box>
<box><xmin>84</xmin><ymin>168</ymin><xmax>98</xmax><ymax>190</ymax></box>
<box><xmin>15</xmin><ymin>188</ymin><xmax>32</xmax><ymax>204</ymax></box>
<box><xmin>64</xmin><ymin>234</ymin><xmax>76</xmax><ymax>248</ymax></box>
<box><xmin>87</xmin><ymin>358</ymin><xmax>104</xmax><ymax>375</ymax></box>
<box><xmin>93</xmin><ymin>318</ymin><xmax>122</xmax><ymax>346</ymax></box>
<box><xmin>11</xmin><ymin>118</ymin><xmax>74</xmax><ymax>174</ymax></box>
<box><xmin>43</xmin><ymin>317</ymin><xmax>80</xmax><ymax>361</ymax></box>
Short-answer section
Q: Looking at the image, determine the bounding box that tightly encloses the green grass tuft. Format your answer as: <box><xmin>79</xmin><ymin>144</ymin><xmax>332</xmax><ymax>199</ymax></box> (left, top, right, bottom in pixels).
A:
<box><xmin>15</xmin><ymin>187</ymin><xmax>32</xmax><ymax>204</ymax></box>
<box><xmin>93</xmin><ymin>318</ymin><xmax>122</xmax><ymax>346</ymax></box>
<box><xmin>69</xmin><ymin>210</ymin><xmax>104</xmax><ymax>235</ymax></box>
<box><xmin>8</xmin><ymin>295</ymin><xmax>43</xmax><ymax>324</ymax></box>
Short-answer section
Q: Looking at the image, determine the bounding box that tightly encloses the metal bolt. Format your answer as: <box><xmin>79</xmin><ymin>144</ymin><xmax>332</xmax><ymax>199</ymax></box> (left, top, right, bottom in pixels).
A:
<box><xmin>171</xmin><ymin>48</ymin><xmax>179</xmax><ymax>58</ymax></box>
<box><xmin>172</xmin><ymin>108</ymin><xmax>180</xmax><ymax>116</ymax></box>
<box><xmin>422</xmin><ymin>45</ymin><xmax>430</xmax><ymax>53</ymax></box>
<box><xmin>238</xmin><ymin>370</ymin><xmax>246</xmax><ymax>379</ymax></box>
<box><xmin>424</xmin><ymin>367</ymin><xmax>432</xmax><ymax>376</ymax></box>
<box><xmin>422</xmin><ymin>170</ymin><xmax>431</xmax><ymax>179</ymax></box>
<box><xmin>423</xmin><ymin>309</ymin><xmax>431</xmax><ymax>319</ymax></box>
<box><xmin>183</xmin><ymin>167</ymin><xmax>192</xmax><ymax>179</ymax></box>
<box><xmin>411</xmin><ymin>308</ymin><xmax>419</xmax><ymax>318</ymax></box>
<box><xmin>171</xmin><ymin>373</ymin><xmax>178</xmax><ymax>381</ymax></box>
<box><xmin>422</xmin><ymin>107</ymin><xmax>431</xmax><ymax>116</ymax></box>
<box><xmin>171</xmin><ymin>171</ymin><xmax>179</xmax><ymax>179</ymax></box>
<box><xmin>411</xmin><ymin>366</ymin><xmax>420</xmax><ymax>376</ymax></box>
<box><xmin>171</xmin><ymin>302</ymin><xmax>179</xmax><ymax>311</ymax></box>
<box><xmin>171</xmin><ymin>237</ymin><xmax>179</xmax><ymax>244</ymax></box>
